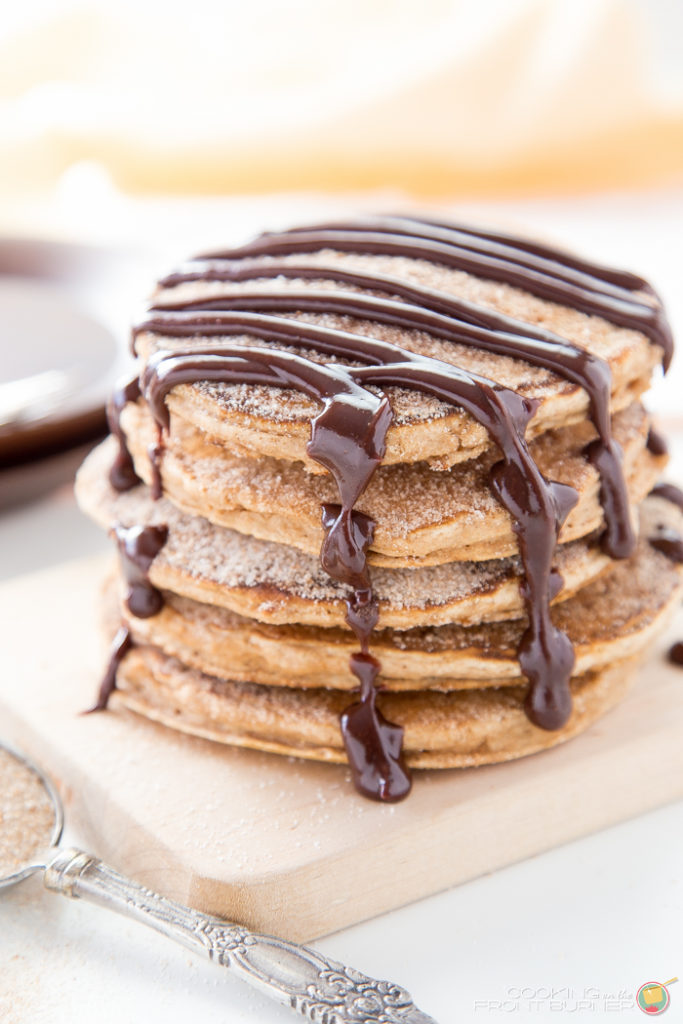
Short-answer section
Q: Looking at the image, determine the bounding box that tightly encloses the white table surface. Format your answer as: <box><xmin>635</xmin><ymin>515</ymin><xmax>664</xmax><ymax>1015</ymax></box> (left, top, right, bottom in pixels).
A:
<box><xmin>2</xmin><ymin>191</ymin><xmax>683</xmax><ymax>1023</ymax></box>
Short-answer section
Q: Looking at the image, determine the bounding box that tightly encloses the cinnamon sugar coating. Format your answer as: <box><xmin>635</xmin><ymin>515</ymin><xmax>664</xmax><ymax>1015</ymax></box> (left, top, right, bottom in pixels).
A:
<box><xmin>112</xmin><ymin>642</ymin><xmax>638</xmax><ymax>769</ymax></box>
<box><xmin>138</xmin><ymin>247</ymin><xmax>662</xmax><ymax>470</ymax></box>
<box><xmin>77</xmin><ymin>443</ymin><xmax>614</xmax><ymax>629</ymax></box>
<box><xmin>115</xmin><ymin>496</ymin><xmax>683</xmax><ymax>691</ymax></box>
<box><xmin>119</xmin><ymin>400</ymin><xmax>660</xmax><ymax>565</ymax></box>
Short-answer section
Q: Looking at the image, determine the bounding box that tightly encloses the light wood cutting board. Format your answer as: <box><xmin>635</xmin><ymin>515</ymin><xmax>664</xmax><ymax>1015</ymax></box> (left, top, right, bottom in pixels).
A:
<box><xmin>1</xmin><ymin>556</ymin><xmax>683</xmax><ymax>942</ymax></box>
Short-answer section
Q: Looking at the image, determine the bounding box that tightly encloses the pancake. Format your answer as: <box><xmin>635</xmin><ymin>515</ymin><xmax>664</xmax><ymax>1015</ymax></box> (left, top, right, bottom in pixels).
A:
<box><xmin>77</xmin><ymin>440</ymin><xmax>615</xmax><ymax>629</ymax></box>
<box><xmin>136</xmin><ymin>237</ymin><xmax>666</xmax><ymax>470</ymax></box>
<box><xmin>112</xmin><ymin>643</ymin><xmax>638</xmax><ymax>769</ymax></box>
<box><xmin>119</xmin><ymin>399</ymin><xmax>661</xmax><ymax>565</ymax></box>
<box><xmin>116</xmin><ymin>495</ymin><xmax>683</xmax><ymax>690</ymax></box>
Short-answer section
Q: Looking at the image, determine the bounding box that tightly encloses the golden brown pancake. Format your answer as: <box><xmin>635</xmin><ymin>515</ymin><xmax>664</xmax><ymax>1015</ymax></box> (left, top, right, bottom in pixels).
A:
<box><xmin>118</xmin><ymin>399</ymin><xmax>662</xmax><ymax>565</ymax></box>
<box><xmin>116</xmin><ymin>496</ymin><xmax>683</xmax><ymax>691</ymax></box>
<box><xmin>77</xmin><ymin>441</ymin><xmax>617</xmax><ymax>629</ymax></box>
<box><xmin>136</xmin><ymin>247</ymin><xmax>663</xmax><ymax>470</ymax></box>
<box><xmin>112</xmin><ymin>642</ymin><xmax>639</xmax><ymax>769</ymax></box>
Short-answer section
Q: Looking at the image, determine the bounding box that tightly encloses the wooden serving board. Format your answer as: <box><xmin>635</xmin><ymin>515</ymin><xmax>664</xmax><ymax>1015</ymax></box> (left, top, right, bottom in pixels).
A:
<box><xmin>2</xmin><ymin>556</ymin><xmax>683</xmax><ymax>942</ymax></box>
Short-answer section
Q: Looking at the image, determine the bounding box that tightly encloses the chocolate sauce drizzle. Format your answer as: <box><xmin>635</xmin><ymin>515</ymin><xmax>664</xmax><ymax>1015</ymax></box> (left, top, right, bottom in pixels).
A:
<box><xmin>89</xmin><ymin>523</ymin><xmax>169</xmax><ymax>714</ymax></box>
<box><xmin>138</xmin><ymin>322</ymin><xmax>579</xmax><ymax>733</ymax></box>
<box><xmin>649</xmin><ymin>484</ymin><xmax>683</xmax><ymax>669</ymax></box>
<box><xmin>650</xmin><ymin>531</ymin><xmax>683</xmax><ymax>564</ymax></box>
<box><xmin>114</xmin><ymin>523</ymin><xmax>169</xmax><ymax>618</ymax></box>
<box><xmin>668</xmin><ymin>642</ymin><xmax>683</xmax><ymax>667</ymax></box>
<box><xmin>107</xmin><ymin>378</ymin><xmax>143</xmax><ymax>491</ymax></box>
<box><xmin>651</xmin><ymin>482</ymin><xmax>683</xmax><ymax>512</ymax></box>
<box><xmin>106</xmin><ymin>215</ymin><xmax>672</xmax><ymax>801</ymax></box>
<box><xmin>86</xmin><ymin>625</ymin><xmax>132</xmax><ymax>714</ymax></box>
<box><xmin>646</xmin><ymin>427</ymin><xmax>669</xmax><ymax>458</ymax></box>
<box><xmin>647</xmin><ymin>483</ymin><xmax>683</xmax><ymax>563</ymax></box>
<box><xmin>194</xmin><ymin>216</ymin><xmax>673</xmax><ymax>367</ymax></box>
<box><xmin>147</xmin><ymin>286</ymin><xmax>634</xmax><ymax>559</ymax></box>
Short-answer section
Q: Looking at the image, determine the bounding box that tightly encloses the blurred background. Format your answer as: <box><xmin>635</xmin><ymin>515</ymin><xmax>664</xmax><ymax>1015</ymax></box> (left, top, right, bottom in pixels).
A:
<box><xmin>0</xmin><ymin>0</ymin><xmax>682</xmax><ymax>538</ymax></box>
<box><xmin>2</xmin><ymin>0</ymin><xmax>682</xmax><ymax>224</ymax></box>
<box><xmin>2</xmin><ymin>0</ymin><xmax>683</xmax><ymax>209</ymax></box>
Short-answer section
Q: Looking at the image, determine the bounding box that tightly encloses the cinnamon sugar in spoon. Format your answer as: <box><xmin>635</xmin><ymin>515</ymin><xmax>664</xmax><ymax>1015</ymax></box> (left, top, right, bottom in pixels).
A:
<box><xmin>0</xmin><ymin>740</ymin><xmax>437</xmax><ymax>1023</ymax></box>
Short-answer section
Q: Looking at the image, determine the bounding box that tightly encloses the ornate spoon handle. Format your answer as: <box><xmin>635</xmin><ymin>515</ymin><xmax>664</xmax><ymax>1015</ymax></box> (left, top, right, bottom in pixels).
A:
<box><xmin>44</xmin><ymin>847</ymin><xmax>437</xmax><ymax>1023</ymax></box>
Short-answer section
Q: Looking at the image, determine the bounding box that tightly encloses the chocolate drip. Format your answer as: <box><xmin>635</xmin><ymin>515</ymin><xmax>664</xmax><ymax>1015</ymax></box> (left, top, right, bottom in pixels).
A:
<box><xmin>107</xmin><ymin>373</ymin><xmax>165</xmax><ymax>500</ymax></box>
<box><xmin>650</xmin><ymin>531</ymin><xmax>683</xmax><ymax>563</ymax></box>
<box><xmin>585</xmin><ymin>438</ymin><xmax>635</xmax><ymax>558</ymax></box>
<box><xmin>151</xmin><ymin>284</ymin><xmax>613</xmax><ymax>418</ymax></box>
<box><xmin>356</xmin><ymin>360</ymin><xmax>579</xmax><ymax>729</ymax></box>
<box><xmin>141</xmin><ymin>321</ymin><xmax>579</xmax><ymax>741</ymax></box>
<box><xmin>142</xmin><ymin>344</ymin><xmax>412</xmax><ymax>798</ymax></box>
<box><xmin>146</xmin><ymin>285</ymin><xmax>631</xmax><ymax>561</ymax></box>
<box><xmin>319</xmin><ymin>507</ymin><xmax>411</xmax><ymax>800</ymax></box>
<box><xmin>648</xmin><ymin>484</ymin><xmax>683</xmax><ymax>563</ymax></box>
<box><xmin>85</xmin><ymin>625</ymin><xmax>132</xmax><ymax>713</ymax></box>
<box><xmin>650</xmin><ymin>482</ymin><xmax>683</xmax><ymax>512</ymax></box>
<box><xmin>648</xmin><ymin>484</ymin><xmax>683</xmax><ymax>676</ymax></box>
<box><xmin>393</xmin><ymin>214</ymin><xmax>652</xmax><ymax>290</ymax></box>
<box><xmin>668</xmin><ymin>642</ymin><xmax>683</xmax><ymax>666</ymax></box>
<box><xmin>148</xmin><ymin>423</ymin><xmax>164</xmax><ymax>500</ymax></box>
<box><xmin>198</xmin><ymin>217</ymin><xmax>672</xmax><ymax>367</ymax></box>
<box><xmin>107</xmin><ymin>377</ymin><xmax>143</xmax><ymax>491</ymax></box>
<box><xmin>114</xmin><ymin>523</ymin><xmax>169</xmax><ymax>618</ymax></box>
<box><xmin>342</xmin><ymin>649</ymin><xmax>411</xmax><ymax>802</ymax></box>
<box><xmin>89</xmin><ymin>523</ymin><xmax>168</xmax><ymax>714</ymax></box>
<box><xmin>646</xmin><ymin>427</ymin><xmax>669</xmax><ymax>457</ymax></box>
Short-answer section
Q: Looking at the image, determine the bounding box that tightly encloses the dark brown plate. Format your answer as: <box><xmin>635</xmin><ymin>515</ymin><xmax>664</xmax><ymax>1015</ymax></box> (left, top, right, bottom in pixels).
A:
<box><xmin>0</xmin><ymin>238</ymin><xmax>145</xmax><ymax>467</ymax></box>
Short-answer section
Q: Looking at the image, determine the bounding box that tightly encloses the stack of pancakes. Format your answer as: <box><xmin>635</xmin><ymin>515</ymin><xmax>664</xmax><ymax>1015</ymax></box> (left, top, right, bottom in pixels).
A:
<box><xmin>76</xmin><ymin>215</ymin><xmax>682</xmax><ymax>800</ymax></box>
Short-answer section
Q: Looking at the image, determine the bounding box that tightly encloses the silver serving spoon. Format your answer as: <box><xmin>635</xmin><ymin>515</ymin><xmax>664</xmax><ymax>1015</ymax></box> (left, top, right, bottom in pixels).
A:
<box><xmin>0</xmin><ymin>741</ymin><xmax>437</xmax><ymax>1023</ymax></box>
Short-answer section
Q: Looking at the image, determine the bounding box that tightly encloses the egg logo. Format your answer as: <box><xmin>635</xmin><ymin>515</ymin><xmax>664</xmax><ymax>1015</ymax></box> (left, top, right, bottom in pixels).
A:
<box><xmin>637</xmin><ymin>978</ymin><xmax>678</xmax><ymax>1015</ymax></box>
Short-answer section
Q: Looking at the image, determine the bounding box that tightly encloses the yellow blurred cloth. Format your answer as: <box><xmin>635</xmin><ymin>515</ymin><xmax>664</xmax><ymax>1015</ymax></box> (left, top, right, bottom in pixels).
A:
<box><xmin>1</xmin><ymin>0</ymin><xmax>682</xmax><ymax>197</ymax></box>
